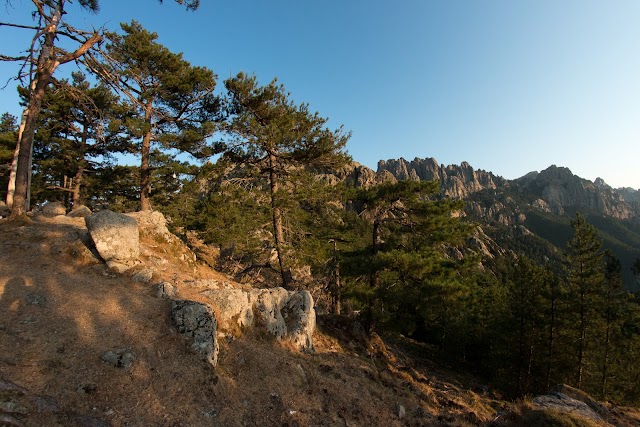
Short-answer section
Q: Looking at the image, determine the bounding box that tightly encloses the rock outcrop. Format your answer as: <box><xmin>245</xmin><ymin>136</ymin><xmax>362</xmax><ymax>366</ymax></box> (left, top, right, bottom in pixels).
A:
<box><xmin>85</xmin><ymin>210</ymin><xmax>140</xmax><ymax>272</ymax></box>
<box><xmin>517</xmin><ymin>165</ymin><xmax>634</xmax><ymax>219</ymax></box>
<box><xmin>532</xmin><ymin>385</ymin><xmax>610</xmax><ymax>424</ymax></box>
<box><xmin>198</xmin><ymin>285</ymin><xmax>316</xmax><ymax>352</ymax></box>
<box><xmin>377</xmin><ymin>157</ymin><xmax>507</xmax><ymax>198</ymax></box>
<box><xmin>171</xmin><ymin>300</ymin><xmax>219</xmax><ymax>367</ymax></box>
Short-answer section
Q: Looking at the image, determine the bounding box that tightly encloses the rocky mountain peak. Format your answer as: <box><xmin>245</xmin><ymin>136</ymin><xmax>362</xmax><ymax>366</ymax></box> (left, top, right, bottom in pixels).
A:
<box><xmin>518</xmin><ymin>165</ymin><xmax>634</xmax><ymax>219</ymax></box>
<box><xmin>594</xmin><ymin>177</ymin><xmax>611</xmax><ymax>190</ymax></box>
<box><xmin>377</xmin><ymin>157</ymin><xmax>507</xmax><ymax>198</ymax></box>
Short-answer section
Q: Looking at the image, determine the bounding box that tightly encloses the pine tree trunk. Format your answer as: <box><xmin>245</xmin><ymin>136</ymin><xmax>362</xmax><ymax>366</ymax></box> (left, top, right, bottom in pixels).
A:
<box><xmin>10</xmin><ymin>69</ymin><xmax>53</xmax><ymax>218</ymax></box>
<box><xmin>332</xmin><ymin>240</ymin><xmax>341</xmax><ymax>315</ymax></box>
<box><xmin>6</xmin><ymin>108</ymin><xmax>28</xmax><ymax>208</ymax></box>
<box><xmin>10</xmin><ymin>4</ymin><xmax>64</xmax><ymax>218</ymax></box>
<box><xmin>140</xmin><ymin>100</ymin><xmax>153</xmax><ymax>211</ymax></box>
<box><xmin>268</xmin><ymin>152</ymin><xmax>289</xmax><ymax>288</ymax></box>
<box><xmin>370</xmin><ymin>218</ymin><xmax>380</xmax><ymax>288</ymax></box>
<box><xmin>72</xmin><ymin>121</ymin><xmax>89</xmax><ymax>207</ymax></box>
<box><xmin>601</xmin><ymin>322</ymin><xmax>610</xmax><ymax>398</ymax></box>
<box><xmin>577</xmin><ymin>287</ymin><xmax>586</xmax><ymax>389</ymax></box>
<box><xmin>545</xmin><ymin>289</ymin><xmax>557</xmax><ymax>390</ymax></box>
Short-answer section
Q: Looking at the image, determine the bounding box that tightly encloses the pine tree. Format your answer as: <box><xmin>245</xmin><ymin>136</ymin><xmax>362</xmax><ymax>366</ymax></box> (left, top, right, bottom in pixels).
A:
<box><xmin>25</xmin><ymin>73</ymin><xmax>123</xmax><ymax>208</ymax></box>
<box><xmin>599</xmin><ymin>251</ymin><xmax>625</xmax><ymax>398</ymax></box>
<box><xmin>221</xmin><ymin>72</ymin><xmax>350</xmax><ymax>287</ymax></box>
<box><xmin>91</xmin><ymin>21</ymin><xmax>220</xmax><ymax>211</ymax></box>
<box><xmin>3</xmin><ymin>0</ymin><xmax>201</xmax><ymax>217</ymax></box>
<box><xmin>565</xmin><ymin>212</ymin><xmax>604</xmax><ymax>389</ymax></box>
<box><xmin>347</xmin><ymin>179</ymin><xmax>473</xmax><ymax>338</ymax></box>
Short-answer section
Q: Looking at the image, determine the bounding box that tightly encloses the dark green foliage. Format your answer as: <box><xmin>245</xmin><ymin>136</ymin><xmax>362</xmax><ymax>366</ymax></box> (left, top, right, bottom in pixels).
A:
<box><xmin>218</xmin><ymin>72</ymin><xmax>350</xmax><ymax>285</ymax></box>
<box><xmin>565</xmin><ymin>213</ymin><xmax>604</xmax><ymax>389</ymax></box>
<box><xmin>0</xmin><ymin>113</ymin><xmax>18</xmax><ymax>199</ymax></box>
<box><xmin>96</xmin><ymin>20</ymin><xmax>220</xmax><ymax>210</ymax></box>
<box><xmin>340</xmin><ymin>180</ymin><xmax>477</xmax><ymax>345</ymax></box>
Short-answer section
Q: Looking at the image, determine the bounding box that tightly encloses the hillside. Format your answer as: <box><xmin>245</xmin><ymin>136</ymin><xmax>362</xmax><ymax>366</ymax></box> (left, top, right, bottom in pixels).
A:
<box><xmin>3</xmin><ymin>212</ymin><xmax>640</xmax><ymax>426</ymax></box>
<box><xmin>328</xmin><ymin>157</ymin><xmax>640</xmax><ymax>289</ymax></box>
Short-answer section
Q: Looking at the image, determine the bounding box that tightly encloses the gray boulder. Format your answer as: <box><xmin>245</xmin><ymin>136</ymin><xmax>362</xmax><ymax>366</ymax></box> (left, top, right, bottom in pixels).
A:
<box><xmin>198</xmin><ymin>285</ymin><xmax>316</xmax><ymax>352</ymax></box>
<box><xmin>171</xmin><ymin>300</ymin><xmax>219</xmax><ymax>367</ymax></box>
<box><xmin>41</xmin><ymin>201</ymin><xmax>66</xmax><ymax>217</ymax></box>
<box><xmin>126</xmin><ymin>210</ymin><xmax>175</xmax><ymax>242</ymax></box>
<box><xmin>67</xmin><ymin>205</ymin><xmax>92</xmax><ymax>218</ymax></box>
<box><xmin>85</xmin><ymin>210</ymin><xmax>139</xmax><ymax>269</ymax></box>
<box><xmin>282</xmin><ymin>290</ymin><xmax>315</xmax><ymax>351</ymax></box>
<box><xmin>199</xmin><ymin>288</ymin><xmax>254</xmax><ymax>329</ymax></box>
<box><xmin>251</xmin><ymin>288</ymin><xmax>290</xmax><ymax>339</ymax></box>
<box><xmin>532</xmin><ymin>392</ymin><xmax>604</xmax><ymax>422</ymax></box>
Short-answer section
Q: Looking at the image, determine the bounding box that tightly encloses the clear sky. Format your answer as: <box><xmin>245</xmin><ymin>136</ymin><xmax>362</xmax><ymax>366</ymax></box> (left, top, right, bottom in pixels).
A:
<box><xmin>1</xmin><ymin>0</ymin><xmax>639</xmax><ymax>188</ymax></box>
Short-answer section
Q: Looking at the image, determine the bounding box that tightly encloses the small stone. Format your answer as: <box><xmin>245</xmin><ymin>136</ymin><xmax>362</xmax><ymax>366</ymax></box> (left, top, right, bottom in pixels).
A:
<box><xmin>398</xmin><ymin>404</ymin><xmax>406</xmax><ymax>419</ymax></box>
<box><xmin>171</xmin><ymin>300</ymin><xmax>219</xmax><ymax>367</ymax></box>
<box><xmin>77</xmin><ymin>383</ymin><xmax>97</xmax><ymax>394</ymax></box>
<box><xmin>203</xmin><ymin>409</ymin><xmax>218</xmax><ymax>418</ymax></box>
<box><xmin>157</xmin><ymin>282</ymin><xmax>177</xmax><ymax>299</ymax></box>
<box><xmin>106</xmin><ymin>261</ymin><xmax>131</xmax><ymax>274</ymax></box>
<box><xmin>131</xmin><ymin>269</ymin><xmax>154</xmax><ymax>283</ymax></box>
<box><xmin>295</xmin><ymin>364</ymin><xmax>307</xmax><ymax>384</ymax></box>
<box><xmin>100</xmin><ymin>349</ymin><xmax>135</xmax><ymax>370</ymax></box>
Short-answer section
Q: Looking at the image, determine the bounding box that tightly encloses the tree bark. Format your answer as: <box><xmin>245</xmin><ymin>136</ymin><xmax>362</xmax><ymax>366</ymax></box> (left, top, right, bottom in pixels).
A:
<box><xmin>331</xmin><ymin>239</ymin><xmax>341</xmax><ymax>315</ymax></box>
<box><xmin>140</xmin><ymin>100</ymin><xmax>154</xmax><ymax>211</ymax></box>
<box><xmin>8</xmin><ymin>2</ymin><xmax>101</xmax><ymax>218</ymax></box>
<box><xmin>268</xmin><ymin>151</ymin><xmax>290</xmax><ymax>288</ymax></box>
<box><xmin>5</xmin><ymin>103</ymin><xmax>32</xmax><ymax>209</ymax></box>
<box><xmin>72</xmin><ymin>120</ymin><xmax>89</xmax><ymax>207</ymax></box>
<box><xmin>577</xmin><ymin>287</ymin><xmax>586</xmax><ymax>389</ymax></box>
<box><xmin>11</xmin><ymin>68</ymin><xmax>53</xmax><ymax>217</ymax></box>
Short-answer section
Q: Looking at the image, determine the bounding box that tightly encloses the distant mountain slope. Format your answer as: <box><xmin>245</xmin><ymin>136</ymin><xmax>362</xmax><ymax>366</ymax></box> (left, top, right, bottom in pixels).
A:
<box><xmin>370</xmin><ymin>157</ymin><xmax>640</xmax><ymax>290</ymax></box>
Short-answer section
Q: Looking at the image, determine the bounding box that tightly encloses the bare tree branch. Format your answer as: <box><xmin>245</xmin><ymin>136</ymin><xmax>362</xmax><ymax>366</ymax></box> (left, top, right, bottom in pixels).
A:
<box><xmin>0</xmin><ymin>21</ymin><xmax>43</xmax><ymax>31</ymax></box>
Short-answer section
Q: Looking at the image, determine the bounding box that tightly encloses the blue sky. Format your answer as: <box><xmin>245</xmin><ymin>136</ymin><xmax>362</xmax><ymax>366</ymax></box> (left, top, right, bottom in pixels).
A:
<box><xmin>1</xmin><ymin>0</ymin><xmax>639</xmax><ymax>188</ymax></box>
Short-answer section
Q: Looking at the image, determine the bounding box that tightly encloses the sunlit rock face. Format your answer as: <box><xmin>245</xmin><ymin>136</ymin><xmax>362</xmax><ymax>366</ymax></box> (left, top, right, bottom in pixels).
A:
<box><xmin>377</xmin><ymin>157</ymin><xmax>507</xmax><ymax>198</ymax></box>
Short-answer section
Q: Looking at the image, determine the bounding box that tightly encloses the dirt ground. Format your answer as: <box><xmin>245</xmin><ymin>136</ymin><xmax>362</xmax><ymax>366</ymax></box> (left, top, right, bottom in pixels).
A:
<box><xmin>0</xmin><ymin>214</ymin><xmax>637</xmax><ymax>427</ymax></box>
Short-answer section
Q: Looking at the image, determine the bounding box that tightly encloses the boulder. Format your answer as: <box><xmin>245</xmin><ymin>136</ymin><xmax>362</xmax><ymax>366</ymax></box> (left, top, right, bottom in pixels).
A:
<box><xmin>41</xmin><ymin>201</ymin><xmax>66</xmax><ymax>217</ymax></box>
<box><xmin>171</xmin><ymin>300</ymin><xmax>219</xmax><ymax>367</ymax></box>
<box><xmin>85</xmin><ymin>210</ymin><xmax>139</xmax><ymax>268</ymax></box>
<box><xmin>532</xmin><ymin>392</ymin><xmax>604</xmax><ymax>422</ymax></box>
<box><xmin>199</xmin><ymin>288</ymin><xmax>254</xmax><ymax>329</ymax></box>
<box><xmin>192</xmin><ymin>283</ymin><xmax>317</xmax><ymax>352</ymax></box>
<box><xmin>251</xmin><ymin>288</ymin><xmax>290</xmax><ymax>339</ymax></box>
<box><xmin>67</xmin><ymin>205</ymin><xmax>92</xmax><ymax>218</ymax></box>
<box><xmin>126</xmin><ymin>210</ymin><xmax>174</xmax><ymax>242</ymax></box>
<box><xmin>282</xmin><ymin>290</ymin><xmax>315</xmax><ymax>351</ymax></box>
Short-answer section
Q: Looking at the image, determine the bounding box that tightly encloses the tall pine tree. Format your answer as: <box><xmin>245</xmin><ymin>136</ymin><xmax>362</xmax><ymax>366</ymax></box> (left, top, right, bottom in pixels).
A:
<box><xmin>565</xmin><ymin>212</ymin><xmax>604</xmax><ymax>389</ymax></box>
<box><xmin>89</xmin><ymin>20</ymin><xmax>220</xmax><ymax>211</ymax></box>
<box><xmin>221</xmin><ymin>72</ymin><xmax>350</xmax><ymax>287</ymax></box>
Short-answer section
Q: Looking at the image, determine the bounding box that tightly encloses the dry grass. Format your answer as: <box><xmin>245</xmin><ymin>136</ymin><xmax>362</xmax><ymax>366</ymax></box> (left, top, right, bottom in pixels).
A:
<box><xmin>0</xmin><ymin>215</ymin><xmax>637</xmax><ymax>426</ymax></box>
